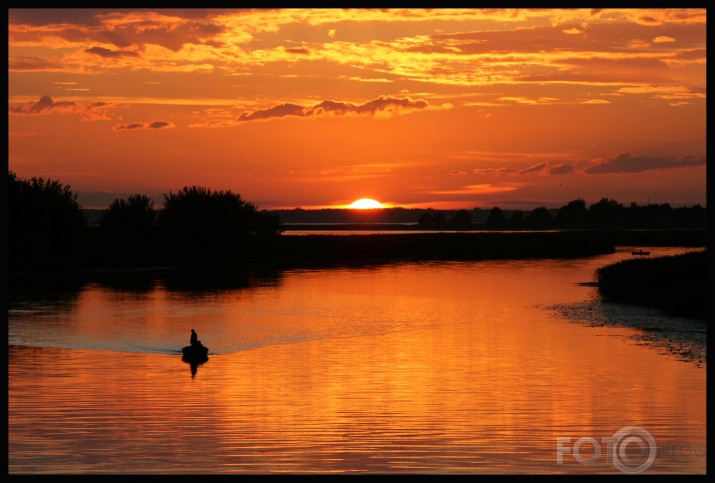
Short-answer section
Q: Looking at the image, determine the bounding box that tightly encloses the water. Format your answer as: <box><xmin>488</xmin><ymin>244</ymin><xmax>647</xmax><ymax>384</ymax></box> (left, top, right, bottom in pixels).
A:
<box><xmin>8</xmin><ymin>246</ymin><xmax>706</xmax><ymax>474</ymax></box>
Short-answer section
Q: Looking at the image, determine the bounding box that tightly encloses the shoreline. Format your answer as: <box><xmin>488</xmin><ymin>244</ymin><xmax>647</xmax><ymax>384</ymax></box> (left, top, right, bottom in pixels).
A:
<box><xmin>551</xmin><ymin>299</ymin><xmax>706</xmax><ymax>367</ymax></box>
<box><xmin>596</xmin><ymin>250</ymin><xmax>706</xmax><ymax>319</ymax></box>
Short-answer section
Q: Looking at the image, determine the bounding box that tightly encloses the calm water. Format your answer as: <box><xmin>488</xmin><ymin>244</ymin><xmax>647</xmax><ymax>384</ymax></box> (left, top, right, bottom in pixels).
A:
<box><xmin>8</xmin><ymin>246</ymin><xmax>706</xmax><ymax>474</ymax></box>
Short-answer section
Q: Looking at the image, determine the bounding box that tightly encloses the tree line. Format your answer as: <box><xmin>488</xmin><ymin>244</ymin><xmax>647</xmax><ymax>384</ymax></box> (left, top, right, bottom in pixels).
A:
<box><xmin>8</xmin><ymin>171</ymin><xmax>282</xmax><ymax>270</ymax></box>
<box><xmin>417</xmin><ymin>199</ymin><xmax>706</xmax><ymax>229</ymax></box>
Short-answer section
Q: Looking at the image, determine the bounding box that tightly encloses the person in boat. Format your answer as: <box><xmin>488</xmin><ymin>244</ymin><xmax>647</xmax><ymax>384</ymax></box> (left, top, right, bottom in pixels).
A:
<box><xmin>190</xmin><ymin>329</ymin><xmax>198</xmax><ymax>346</ymax></box>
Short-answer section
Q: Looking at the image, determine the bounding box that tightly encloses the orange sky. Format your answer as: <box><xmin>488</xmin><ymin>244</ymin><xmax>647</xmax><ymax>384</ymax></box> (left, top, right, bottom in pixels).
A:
<box><xmin>8</xmin><ymin>8</ymin><xmax>706</xmax><ymax>209</ymax></box>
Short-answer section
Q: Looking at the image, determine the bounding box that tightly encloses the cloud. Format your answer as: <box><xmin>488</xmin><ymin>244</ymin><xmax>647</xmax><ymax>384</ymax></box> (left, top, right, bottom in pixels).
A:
<box><xmin>340</xmin><ymin>75</ymin><xmax>392</xmax><ymax>83</ymax></box>
<box><xmin>81</xmin><ymin>101</ymin><xmax>116</xmax><ymax>120</ymax></box>
<box><xmin>284</xmin><ymin>46</ymin><xmax>309</xmax><ymax>54</ymax></box>
<box><xmin>548</xmin><ymin>164</ymin><xmax>574</xmax><ymax>175</ymax></box>
<box><xmin>584</xmin><ymin>152</ymin><xmax>705</xmax><ymax>174</ymax></box>
<box><xmin>9</xmin><ymin>95</ymin><xmax>77</xmax><ymax>115</ymax></box>
<box><xmin>113</xmin><ymin>120</ymin><xmax>176</xmax><ymax>131</ymax></box>
<box><xmin>8</xmin><ymin>9</ymin><xmax>705</xmax><ymax>92</ymax></box>
<box><xmin>9</xmin><ymin>95</ymin><xmax>116</xmax><ymax>121</ymax></box>
<box><xmin>427</xmin><ymin>183</ymin><xmax>521</xmax><ymax>195</ymax></box>
<box><xmin>472</xmin><ymin>167</ymin><xmax>518</xmax><ymax>175</ymax></box>
<box><xmin>11</xmin><ymin>10</ymin><xmax>226</xmax><ymax>52</ymax></box>
<box><xmin>8</xmin><ymin>55</ymin><xmax>64</xmax><ymax>71</ymax></box>
<box><xmin>85</xmin><ymin>46</ymin><xmax>141</xmax><ymax>58</ymax></box>
<box><xmin>497</xmin><ymin>97</ymin><xmax>558</xmax><ymax>105</ymax></box>
<box><xmin>237</xmin><ymin>96</ymin><xmax>432</xmax><ymax>122</ymax></box>
<box><xmin>474</xmin><ymin>162</ymin><xmax>572</xmax><ymax>176</ymax></box>
<box><xmin>653</xmin><ymin>35</ymin><xmax>676</xmax><ymax>43</ymax></box>
<box><xmin>519</xmin><ymin>163</ymin><xmax>547</xmax><ymax>175</ymax></box>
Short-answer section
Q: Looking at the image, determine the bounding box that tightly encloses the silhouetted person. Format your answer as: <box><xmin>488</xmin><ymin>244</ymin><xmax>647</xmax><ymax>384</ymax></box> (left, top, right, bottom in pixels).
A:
<box><xmin>190</xmin><ymin>329</ymin><xmax>198</xmax><ymax>346</ymax></box>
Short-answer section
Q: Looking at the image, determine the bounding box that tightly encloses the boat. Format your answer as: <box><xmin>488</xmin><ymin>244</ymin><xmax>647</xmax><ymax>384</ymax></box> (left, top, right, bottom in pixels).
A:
<box><xmin>631</xmin><ymin>250</ymin><xmax>650</xmax><ymax>256</ymax></box>
<box><xmin>182</xmin><ymin>342</ymin><xmax>209</xmax><ymax>362</ymax></box>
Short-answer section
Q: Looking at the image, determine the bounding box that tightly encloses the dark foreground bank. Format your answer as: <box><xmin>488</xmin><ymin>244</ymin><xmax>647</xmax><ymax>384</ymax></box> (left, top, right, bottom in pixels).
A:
<box><xmin>9</xmin><ymin>229</ymin><xmax>707</xmax><ymax>274</ymax></box>
<box><xmin>596</xmin><ymin>250</ymin><xmax>707</xmax><ymax>319</ymax></box>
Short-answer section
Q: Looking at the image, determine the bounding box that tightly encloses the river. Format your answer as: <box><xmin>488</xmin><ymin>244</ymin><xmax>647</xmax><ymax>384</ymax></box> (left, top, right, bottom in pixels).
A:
<box><xmin>8</xmin><ymin>246</ymin><xmax>706</xmax><ymax>474</ymax></box>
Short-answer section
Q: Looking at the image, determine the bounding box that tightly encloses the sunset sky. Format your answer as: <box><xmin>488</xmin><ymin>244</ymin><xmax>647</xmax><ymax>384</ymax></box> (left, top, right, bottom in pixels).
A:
<box><xmin>8</xmin><ymin>8</ymin><xmax>706</xmax><ymax>210</ymax></box>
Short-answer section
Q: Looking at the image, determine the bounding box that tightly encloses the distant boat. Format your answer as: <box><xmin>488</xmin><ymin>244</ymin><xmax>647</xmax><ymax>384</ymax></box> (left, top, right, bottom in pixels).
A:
<box><xmin>631</xmin><ymin>250</ymin><xmax>650</xmax><ymax>256</ymax></box>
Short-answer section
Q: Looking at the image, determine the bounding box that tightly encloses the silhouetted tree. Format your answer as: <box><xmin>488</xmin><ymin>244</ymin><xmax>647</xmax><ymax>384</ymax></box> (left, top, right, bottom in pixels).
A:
<box><xmin>100</xmin><ymin>194</ymin><xmax>155</xmax><ymax>236</ymax></box>
<box><xmin>8</xmin><ymin>170</ymin><xmax>86</xmax><ymax>269</ymax></box>
<box><xmin>557</xmin><ymin>198</ymin><xmax>589</xmax><ymax>226</ymax></box>
<box><xmin>527</xmin><ymin>206</ymin><xmax>552</xmax><ymax>228</ymax></box>
<box><xmin>485</xmin><ymin>206</ymin><xmax>505</xmax><ymax>228</ymax></box>
<box><xmin>448</xmin><ymin>209</ymin><xmax>472</xmax><ymax>228</ymax></box>
<box><xmin>589</xmin><ymin>198</ymin><xmax>625</xmax><ymax>224</ymax></box>
<box><xmin>158</xmin><ymin>186</ymin><xmax>282</xmax><ymax>244</ymax></box>
<box><xmin>641</xmin><ymin>203</ymin><xmax>673</xmax><ymax>224</ymax></box>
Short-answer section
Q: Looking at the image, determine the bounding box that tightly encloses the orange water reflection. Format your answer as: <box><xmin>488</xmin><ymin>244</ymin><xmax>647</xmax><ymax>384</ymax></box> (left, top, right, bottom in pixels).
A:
<box><xmin>8</xmin><ymin>248</ymin><xmax>706</xmax><ymax>473</ymax></box>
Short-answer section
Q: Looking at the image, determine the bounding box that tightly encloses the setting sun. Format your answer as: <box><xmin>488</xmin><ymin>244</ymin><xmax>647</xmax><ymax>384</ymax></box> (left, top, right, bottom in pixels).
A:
<box><xmin>348</xmin><ymin>198</ymin><xmax>385</xmax><ymax>209</ymax></box>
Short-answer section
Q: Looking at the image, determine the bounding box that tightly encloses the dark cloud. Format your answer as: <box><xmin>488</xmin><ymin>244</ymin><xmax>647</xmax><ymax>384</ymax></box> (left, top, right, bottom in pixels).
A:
<box><xmin>113</xmin><ymin>120</ymin><xmax>176</xmax><ymax>131</ymax></box>
<box><xmin>9</xmin><ymin>9</ymin><xmax>227</xmax><ymax>52</ymax></box>
<box><xmin>9</xmin><ymin>95</ymin><xmax>115</xmax><ymax>121</ymax></box>
<box><xmin>8</xmin><ymin>8</ymin><xmax>111</xmax><ymax>26</ymax></box>
<box><xmin>237</xmin><ymin>96</ymin><xmax>430</xmax><ymax>122</ymax></box>
<box><xmin>519</xmin><ymin>163</ymin><xmax>547</xmax><ymax>175</ymax></box>
<box><xmin>548</xmin><ymin>164</ymin><xmax>574</xmax><ymax>175</ymax></box>
<box><xmin>9</xmin><ymin>95</ymin><xmax>77</xmax><ymax>115</ymax></box>
<box><xmin>8</xmin><ymin>8</ymin><xmax>240</xmax><ymax>26</ymax></box>
<box><xmin>117</xmin><ymin>122</ymin><xmax>144</xmax><ymax>130</ymax></box>
<box><xmin>85</xmin><ymin>46</ymin><xmax>141</xmax><ymax>58</ymax></box>
<box><xmin>584</xmin><ymin>152</ymin><xmax>705</xmax><ymax>174</ymax></box>
<box><xmin>148</xmin><ymin>121</ymin><xmax>173</xmax><ymax>129</ymax></box>
<box><xmin>237</xmin><ymin>103</ymin><xmax>305</xmax><ymax>121</ymax></box>
<box><xmin>285</xmin><ymin>47</ymin><xmax>310</xmax><ymax>54</ymax></box>
<box><xmin>94</xmin><ymin>20</ymin><xmax>225</xmax><ymax>51</ymax></box>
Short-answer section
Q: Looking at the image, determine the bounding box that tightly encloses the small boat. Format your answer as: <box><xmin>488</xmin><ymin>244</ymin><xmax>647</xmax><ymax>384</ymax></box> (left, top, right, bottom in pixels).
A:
<box><xmin>182</xmin><ymin>342</ymin><xmax>209</xmax><ymax>361</ymax></box>
<box><xmin>631</xmin><ymin>250</ymin><xmax>650</xmax><ymax>256</ymax></box>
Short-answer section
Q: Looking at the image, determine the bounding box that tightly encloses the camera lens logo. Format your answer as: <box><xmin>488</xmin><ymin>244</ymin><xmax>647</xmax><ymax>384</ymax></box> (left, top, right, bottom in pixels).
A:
<box><xmin>603</xmin><ymin>426</ymin><xmax>657</xmax><ymax>474</ymax></box>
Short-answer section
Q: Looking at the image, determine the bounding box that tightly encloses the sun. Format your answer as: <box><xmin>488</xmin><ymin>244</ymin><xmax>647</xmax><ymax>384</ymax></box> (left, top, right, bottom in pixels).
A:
<box><xmin>348</xmin><ymin>198</ymin><xmax>385</xmax><ymax>209</ymax></box>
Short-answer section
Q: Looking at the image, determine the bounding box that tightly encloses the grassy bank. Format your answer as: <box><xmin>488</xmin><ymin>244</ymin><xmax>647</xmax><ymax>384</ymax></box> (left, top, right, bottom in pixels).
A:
<box><xmin>596</xmin><ymin>250</ymin><xmax>706</xmax><ymax>319</ymax></box>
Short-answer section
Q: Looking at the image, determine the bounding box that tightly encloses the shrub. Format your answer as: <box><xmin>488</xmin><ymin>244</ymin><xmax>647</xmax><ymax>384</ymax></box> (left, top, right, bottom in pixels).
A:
<box><xmin>158</xmin><ymin>186</ymin><xmax>282</xmax><ymax>243</ymax></box>
<box><xmin>100</xmin><ymin>194</ymin><xmax>156</xmax><ymax>236</ymax></box>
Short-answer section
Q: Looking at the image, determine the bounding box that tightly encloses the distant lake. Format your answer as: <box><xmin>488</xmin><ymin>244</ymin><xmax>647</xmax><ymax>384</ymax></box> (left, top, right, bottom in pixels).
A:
<box><xmin>8</xmin><ymin>247</ymin><xmax>705</xmax><ymax>474</ymax></box>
